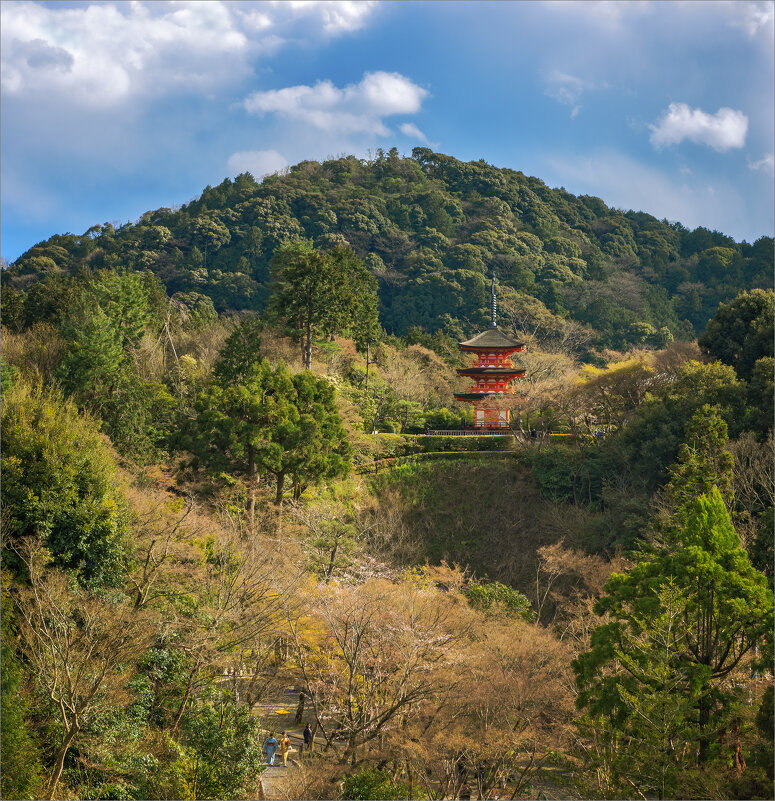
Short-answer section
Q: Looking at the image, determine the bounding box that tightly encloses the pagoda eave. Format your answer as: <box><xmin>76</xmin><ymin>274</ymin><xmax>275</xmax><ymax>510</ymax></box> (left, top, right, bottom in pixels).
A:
<box><xmin>459</xmin><ymin>344</ymin><xmax>523</xmax><ymax>354</ymax></box>
<box><xmin>454</xmin><ymin>393</ymin><xmax>515</xmax><ymax>401</ymax></box>
<box><xmin>456</xmin><ymin>368</ymin><xmax>526</xmax><ymax>377</ymax></box>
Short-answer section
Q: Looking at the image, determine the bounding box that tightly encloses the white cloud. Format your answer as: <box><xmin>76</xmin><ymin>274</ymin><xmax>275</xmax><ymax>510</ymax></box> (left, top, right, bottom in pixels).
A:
<box><xmin>227</xmin><ymin>149</ymin><xmax>288</xmax><ymax>178</ymax></box>
<box><xmin>649</xmin><ymin>103</ymin><xmax>748</xmax><ymax>151</ymax></box>
<box><xmin>544</xmin><ymin>150</ymin><xmax>749</xmax><ymax>239</ymax></box>
<box><xmin>748</xmin><ymin>153</ymin><xmax>775</xmax><ymax>173</ymax></box>
<box><xmin>237</xmin><ymin>7</ymin><xmax>274</xmax><ymax>31</ymax></box>
<box><xmin>542</xmin><ymin>1</ymin><xmax>653</xmax><ymax>28</ymax></box>
<box><xmin>243</xmin><ymin>71</ymin><xmax>428</xmax><ymax>135</ymax></box>
<box><xmin>545</xmin><ymin>71</ymin><xmax>584</xmax><ymax>105</ymax></box>
<box><xmin>543</xmin><ymin>70</ymin><xmax>597</xmax><ymax>117</ymax></box>
<box><xmin>1</xmin><ymin>1</ymin><xmax>250</xmax><ymax>103</ymax></box>
<box><xmin>0</xmin><ymin>1</ymin><xmax>380</xmax><ymax>105</ymax></box>
<box><xmin>282</xmin><ymin>1</ymin><xmax>377</xmax><ymax>32</ymax></box>
<box><xmin>730</xmin><ymin>1</ymin><xmax>774</xmax><ymax>37</ymax></box>
<box><xmin>399</xmin><ymin>122</ymin><xmax>428</xmax><ymax>142</ymax></box>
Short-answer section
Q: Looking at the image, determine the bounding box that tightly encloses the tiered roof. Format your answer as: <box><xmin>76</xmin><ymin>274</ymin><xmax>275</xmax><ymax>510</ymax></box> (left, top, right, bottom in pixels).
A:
<box><xmin>458</xmin><ymin>327</ymin><xmax>523</xmax><ymax>350</ymax></box>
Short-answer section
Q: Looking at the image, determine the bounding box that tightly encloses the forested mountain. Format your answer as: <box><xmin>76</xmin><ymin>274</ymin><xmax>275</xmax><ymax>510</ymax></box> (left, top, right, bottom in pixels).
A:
<box><xmin>3</xmin><ymin>148</ymin><xmax>772</xmax><ymax>352</ymax></box>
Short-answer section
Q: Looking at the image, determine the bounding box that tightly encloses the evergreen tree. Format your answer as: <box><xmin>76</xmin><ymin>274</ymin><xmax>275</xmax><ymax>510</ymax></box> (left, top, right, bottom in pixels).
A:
<box><xmin>575</xmin><ymin>583</ymin><xmax>701</xmax><ymax>800</ymax></box>
<box><xmin>212</xmin><ymin>316</ymin><xmax>263</xmax><ymax>384</ymax></box>
<box><xmin>193</xmin><ymin>360</ymin><xmax>351</xmax><ymax>504</ymax></box>
<box><xmin>269</xmin><ymin>240</ymin><xmax>380</xmax><ymax>369</ymax></box>
<box><xmin>665</xmin><ymin>404</ymin><xmax>734</xmax><ymax>508</ymax></box>
<box><xmin>699</xmin><ymin>289</ymin><xmax>774</xmax><ymax>381</ymax></box>
<box><xmin>575</xmin><ymin>489</ymin><xmax>773</xmax><ymax>768</ymax></box>
<box><xmin>0</xmin><ymin>571</ymin><xmax>43</xmax><ymax>799</ymax></box>
<box><xmin>1</xmin><ymin>381</ymin><xmax>128</xmax><ymax>586</ymax></box>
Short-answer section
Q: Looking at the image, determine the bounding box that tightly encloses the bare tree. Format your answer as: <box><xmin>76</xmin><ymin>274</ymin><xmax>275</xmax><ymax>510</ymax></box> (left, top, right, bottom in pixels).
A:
<box><xmin>287</xmin><ymin>577</ymin><xmax>469</xmax><ymax>764</ymax></box>
<box><xmin>13</xmin><ymin>542</ymin><xmax>155</xmax><ymax>799</ymax></box>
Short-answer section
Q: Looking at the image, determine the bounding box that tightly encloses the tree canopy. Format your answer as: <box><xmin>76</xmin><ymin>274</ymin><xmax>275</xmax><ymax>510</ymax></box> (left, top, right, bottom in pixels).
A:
<box><xmin>4</xmin><ymin>150</ymin><xmax>771</xmax><ymax>351</ymax></box>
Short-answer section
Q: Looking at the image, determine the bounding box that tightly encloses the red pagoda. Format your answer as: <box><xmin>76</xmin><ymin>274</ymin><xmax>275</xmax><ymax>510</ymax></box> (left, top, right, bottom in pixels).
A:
<box><xmin>454</xmin><ymin>275</ymin><xmax>525</xmax><ymax>429</ymax></box>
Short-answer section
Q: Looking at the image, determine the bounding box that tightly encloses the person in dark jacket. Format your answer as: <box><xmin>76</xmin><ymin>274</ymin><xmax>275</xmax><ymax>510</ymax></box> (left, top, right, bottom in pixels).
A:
<box><xmin>303</xmin><ymin>723</ymin><xmax>313</xmax><ymax>754</ymax></box>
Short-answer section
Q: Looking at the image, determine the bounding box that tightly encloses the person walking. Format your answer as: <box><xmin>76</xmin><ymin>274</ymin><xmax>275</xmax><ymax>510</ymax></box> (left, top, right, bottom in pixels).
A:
<box><xmin>303</xmin><ymin>723</ymin><xmax>313</xmax><ymax>755</ymax></box>
<box><xmin>279</xmin><ymin>731</ymin><xmax>291</xmax><ymax>767</ymax></box>
<box><xmin>264</xmin><ymin>733</ymin><xmax>278</xmax><ymax>766</ymax></box>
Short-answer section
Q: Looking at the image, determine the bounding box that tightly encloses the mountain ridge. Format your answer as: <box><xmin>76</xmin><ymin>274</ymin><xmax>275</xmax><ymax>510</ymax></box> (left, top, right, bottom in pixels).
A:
<box><xmin>3</xmin><ymin>148</ymin><xmax>772</xmax><ymax>352</ymax></box>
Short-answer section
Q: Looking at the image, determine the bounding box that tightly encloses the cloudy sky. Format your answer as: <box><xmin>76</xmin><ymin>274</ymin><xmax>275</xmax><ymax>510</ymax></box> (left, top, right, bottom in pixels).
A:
<box><xmin>2</xmin><ymin>0</ymin><xmax>773</xmax><ymax>262</ymax></box>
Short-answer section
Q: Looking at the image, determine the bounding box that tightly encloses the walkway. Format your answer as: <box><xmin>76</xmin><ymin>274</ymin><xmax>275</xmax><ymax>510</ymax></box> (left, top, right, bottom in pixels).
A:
<box><xmin>252</xmin><ymin>684</ymin><xmax>310</xmax><ymax>800</ymax></box>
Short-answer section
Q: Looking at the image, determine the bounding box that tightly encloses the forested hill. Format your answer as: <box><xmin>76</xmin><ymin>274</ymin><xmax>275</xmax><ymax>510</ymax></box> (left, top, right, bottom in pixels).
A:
<box><xmin>3</xmin><ymin>148</ymin><xmax>772</xmax><ymax>350</ymax></box>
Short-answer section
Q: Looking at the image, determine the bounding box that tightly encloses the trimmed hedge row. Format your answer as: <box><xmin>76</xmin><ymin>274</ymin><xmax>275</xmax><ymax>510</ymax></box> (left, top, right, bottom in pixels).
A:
<box><xmin>411</xmin><ymin>434</ymin><xmax>516</xmax><ymax>452</ymax></box>
<box><xmin>355</xmin><ymin>450</ymin><xmax>519</xmax><ymax>475</ymax></box>
<box><xmin>355</xmin><ymin>431</ymin><xmax>574</xmax><ymax>466</ymax></box>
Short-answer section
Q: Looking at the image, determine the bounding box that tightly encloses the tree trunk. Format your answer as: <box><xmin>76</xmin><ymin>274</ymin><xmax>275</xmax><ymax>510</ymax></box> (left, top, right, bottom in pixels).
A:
<box><xmin>295</xmin><ymin>692</ymin><xmax>305</xmax><ymax>724</ymax></box>
<box><xmin>47</xmin><ymin>725</ymin><xmax>79</xmax><ymax>800</ymax></box>
<box><xmin>304</xmin><ymin>317</ymin><xmax>312</xmax><ymax>370</ymax></box>
<box><xmin>325</xmin><ymin>541</ymin><xmax>339</xmax><ymax>582</ymax></box>
<box><xmin>365</xmin><ymin>342</ymin><xmax>370</xmax><ymax>390</ymax></box>
<box><xmin>172</xmin><ymin>669</ymin><xmax>196</xmax><ymax>733</ymax></box>
<box><xmin>247</xmin><ymin>443</ymin><xmax>255</xmax><ymax>478</ymax></box>
<box><xmin>698</xmin><ymin>690</ymin><xmax>711</xmax><ymax>763</ymax></box>
<box><xmin>275</xmin><ymin>472</ymin><xmax>285</xmax><ymax>506</ymax></box>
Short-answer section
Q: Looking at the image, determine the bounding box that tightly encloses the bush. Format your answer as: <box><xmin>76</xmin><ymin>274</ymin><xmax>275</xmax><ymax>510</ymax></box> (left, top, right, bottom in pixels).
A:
<box><xmin>462</xmin><ymin>580</ymin><xmax>536</xmax><ymax>621</ymax></box>
<box><xmin>375</xmin><ymin>433</ymin><xmax>421</xmax><ymax>458</ymax></box>
<box><xmin>1</xmin><ymin>381</ymin><xmax>129</xmax><ymax>587</ymax></box>
<box><xmin>416</xmin><ymin>435</ymin><xmax>515</xmax><ymax>453</ymax></box>
<box><xmin>342</xmin><ymin>766</ymin><xmax>413</xmax><ymax>800</ymax></box>
<box><xmin>182</xmin><ymin>702</ymin><xmax>264</xmax><ymax>799</ymax></box>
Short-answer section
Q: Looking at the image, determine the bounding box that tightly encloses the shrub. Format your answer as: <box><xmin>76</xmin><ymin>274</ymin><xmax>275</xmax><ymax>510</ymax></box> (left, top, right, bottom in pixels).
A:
<box><xmin>342</xmin><ymin>766</ymin><xmax>413</xmax><ymax>800</ymax></box>
<box><xmin>462</xmin><ymin>580</ymin><xmax>536</xmax><ymax>621</ymax></box>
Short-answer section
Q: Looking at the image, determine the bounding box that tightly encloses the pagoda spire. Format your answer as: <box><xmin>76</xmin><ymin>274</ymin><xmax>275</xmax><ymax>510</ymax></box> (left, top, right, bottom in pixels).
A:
<box><xmin>490</xmin><ymin>273</ymin><xmax>497</xmax><ymax>328</ymax></box>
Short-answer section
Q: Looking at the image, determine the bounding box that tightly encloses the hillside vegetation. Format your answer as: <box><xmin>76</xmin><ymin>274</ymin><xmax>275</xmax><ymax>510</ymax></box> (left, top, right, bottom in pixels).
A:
<box><xmin>3</xmin><ymin>149</ymin><xmax>772</xmax><ymax>354</ymax></box>
<box><xmin>1</xmin><ymin>153</ymin><xmax>773</xmax><ymax>800</ymax></box>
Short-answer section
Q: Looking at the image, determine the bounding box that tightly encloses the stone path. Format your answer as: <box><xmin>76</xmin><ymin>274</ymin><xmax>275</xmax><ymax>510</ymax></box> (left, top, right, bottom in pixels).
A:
<box><xmin>252</xmin><ymin>684</ymin><xmax>310</xmax><ymax>800</ymax></box>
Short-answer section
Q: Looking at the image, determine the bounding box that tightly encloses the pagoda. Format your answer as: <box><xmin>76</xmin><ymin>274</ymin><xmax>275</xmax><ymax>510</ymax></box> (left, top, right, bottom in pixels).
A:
<box><xmin>454</xmin><ymin>276</ymin><xmax>525</xmax><ymax>428</ymax></box>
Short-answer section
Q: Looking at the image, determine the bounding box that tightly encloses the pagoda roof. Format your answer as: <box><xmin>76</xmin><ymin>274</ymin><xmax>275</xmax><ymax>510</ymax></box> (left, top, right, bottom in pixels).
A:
<box><xmin>458</xmin><ymin>327</ymin><xmax>524</xmax><ymax>350</ymax></box>
<box><xmin>457</xmin><ymin>367</ymin><xmax>526</xmax><ymax>376</ymax></box>
<box><xmin>453</xmin><ymin>393</ymin><xmax>512</xmax><ymax>400</ymax></box>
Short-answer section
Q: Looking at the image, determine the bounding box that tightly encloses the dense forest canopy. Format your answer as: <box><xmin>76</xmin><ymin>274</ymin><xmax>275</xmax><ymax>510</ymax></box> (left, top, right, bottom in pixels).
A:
<box><xmin>3</xmin><ymin>148</ymin><xmax>772</xmax><ymax>354</ymax></box>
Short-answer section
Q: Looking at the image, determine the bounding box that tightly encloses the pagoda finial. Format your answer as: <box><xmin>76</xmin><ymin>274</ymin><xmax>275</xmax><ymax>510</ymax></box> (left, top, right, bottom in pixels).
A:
<box><xmin>490</xmin><ymin>272</ymin><xmax>497</xmax><ymax>328</ymax></box>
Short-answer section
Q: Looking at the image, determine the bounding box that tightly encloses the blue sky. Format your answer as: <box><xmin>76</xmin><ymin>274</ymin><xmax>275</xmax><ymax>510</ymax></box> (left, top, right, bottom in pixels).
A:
<box><xmin>2</xmin><ymin>0</ymin><xmax>773</xmax><ymax>263</ymax></box>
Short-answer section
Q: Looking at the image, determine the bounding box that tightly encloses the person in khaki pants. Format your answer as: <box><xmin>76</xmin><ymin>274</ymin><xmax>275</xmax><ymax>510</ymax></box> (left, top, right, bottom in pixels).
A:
<box><xmin>279</xmin><ymin>731</ymin><xmax>291</xmax><ymax>766</ymax></box>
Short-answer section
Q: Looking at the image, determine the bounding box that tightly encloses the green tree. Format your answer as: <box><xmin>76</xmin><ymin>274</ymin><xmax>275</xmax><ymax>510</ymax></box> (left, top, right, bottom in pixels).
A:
<box><xmin>193</xmin><ymin>360</ymin><xmax>350</xmax><ymax>504</ymax></box>
<box><xmin>461</xmin><ymin>580</ymin><xmax>535</xmax><ymax>621</ymax></box>
<box><xmin>283</xmin><ymin>371</ymin><xmax>351</xmax><ymax>500</ymax></box>
<box><xmin>699</xmin><ymin>289</ymin><xmax>774</xmax><ymax>380</ymax></box>
<box><xmin>52</xmin><ymin>272</ymin><xmax>171</xmax><ymax>458</ymax></box>
<box><xmin>55</xmin><ymin>302</ymin><xmax>124</xmax><ymax>398</ymax></box>
<box><xmin>619</xmin><ymin>360</ymin><xmax>747</xmax><ymax>490</ymax></box>
<box><xmin>269</xmin><ymin>240</ymin><xmax>379</xmax><ymax>369</ymax></box>
<box><xmin>183</xmin><ymin>702</ymin><xmax>263</xmax><ymax>799</ymax></box>
<box><xmin>575</xmin><ymin>489</ymin><xmax>773</xmax><ymax>766</ymax></box>
<box><xmin>665</xmin><ymin>404</ymin><xmax>734</xmax><ymax>508</ymax></box>
<box><xmin>0</xmin><ymin>571</ymin><xmax>43</xmax><ymax>800</ymax></box>
<box><xmin>746</xmin><ymin>356</ymin><xmax>774</xmax><ymax>435</ymax></box>
<box><xmin>342</xmin><ymin>766</ymin><xmax>411</xmax><ymax>800</ymax></box>
<box><xmin>1</xmin><ymin>381</ymin><xmax>128</xmax><ymax>586</ymax></box>
<box><xmin>189</xmin><ymin>216</ymin><xmax>231</xmax><ymax>268</ymax></box>
<box><xmin>212</xmin><ymin>316</ymin><xmax>264</xmax><ymax>384</ymax></box>
<box><xmin>193</xmin><ymin>358</ymin><xmax>296</xmax><ymax>481</ymax></box>
<box><xmin>575</xmin><ymin>584</ymin><xmax>701</xmax><ymax>800</ymax></box>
